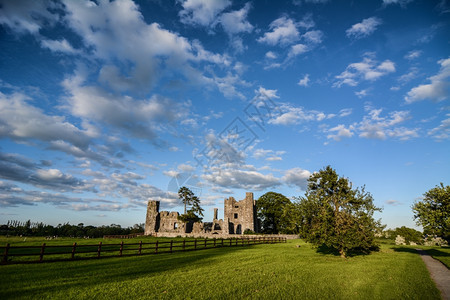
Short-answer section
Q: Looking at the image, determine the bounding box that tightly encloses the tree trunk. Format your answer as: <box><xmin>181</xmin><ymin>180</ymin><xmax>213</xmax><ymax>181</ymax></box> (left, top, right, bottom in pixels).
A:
<box><xmin>339</xmin><ymin>248</ymin><xmax>346</xmax><ymax>258</ymax></box>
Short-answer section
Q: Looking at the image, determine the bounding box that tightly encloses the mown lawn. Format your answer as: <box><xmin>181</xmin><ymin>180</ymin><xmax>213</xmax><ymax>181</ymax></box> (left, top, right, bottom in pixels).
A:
<box><xmin>0</xmin><ymin>238</ymin><xmax>441</xmax><ymax>299</ymax></box>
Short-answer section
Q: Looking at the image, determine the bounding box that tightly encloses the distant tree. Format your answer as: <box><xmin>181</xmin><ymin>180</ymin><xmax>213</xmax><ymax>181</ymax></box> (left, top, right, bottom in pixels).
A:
<box><xmin>178</xmin><ymin>186</ymin><xmax>204</xmax><ymax>223</ymax></box>
<box><xmin>412</xmin><ymin>183</ymin><xmax>450</xmax><ymax>241</ymax></box>
<box><xmin>390</xmin><ymin>226</ymin><xmax>423</xmax><ymax>245</ymax></box>
<box><xmin>257</xmin><ymin>192</ymin><xmax>292</xmax><ymax>234</ymax></box>
<box><xmin>298</xmin><ymin>166</ymin><xmax>382</xmax><ymax>257</ymax></box>
<box><xmin>280</xmin><ymin>201</ymin><xmax>303</xmax><ymax>234</ymax></box>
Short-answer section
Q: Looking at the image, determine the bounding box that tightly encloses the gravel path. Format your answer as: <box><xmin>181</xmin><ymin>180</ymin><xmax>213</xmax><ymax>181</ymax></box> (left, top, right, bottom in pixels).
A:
<box><xmin>416</xmin><ymin>249</ymin><xmax>450</xmax><ymax>300</ymax></box>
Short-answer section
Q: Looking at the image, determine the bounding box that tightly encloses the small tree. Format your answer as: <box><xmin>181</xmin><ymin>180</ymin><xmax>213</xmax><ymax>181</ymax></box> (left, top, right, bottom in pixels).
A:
<box><xmin>298</xmin><ymin>166</ymin><xmax>382</xmax><ymax>257</ymax></box>
<box><xmin>412</xmin><ymin>183</ymin><xmax>450</xmax><ymax>241</ymax></box>
<box><xmin>257</xmin><ymin>192</ymin><xmax>291</xmax><ymax>234</ymax></box>
<box><xmin>177</xmin><ymin>186</ymin><xmax>204</xmax><ymax>223</ymax></box>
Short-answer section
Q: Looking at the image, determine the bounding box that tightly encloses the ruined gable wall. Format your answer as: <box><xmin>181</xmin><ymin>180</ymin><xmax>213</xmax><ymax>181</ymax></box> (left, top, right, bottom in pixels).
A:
<box><xmin>158</xmin><ymin>211</ymin><xmax>183</xmax><ymax>233</ymax></box>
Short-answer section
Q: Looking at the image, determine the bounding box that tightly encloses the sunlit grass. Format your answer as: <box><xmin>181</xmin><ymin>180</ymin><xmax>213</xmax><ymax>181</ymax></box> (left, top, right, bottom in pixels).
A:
<box><xmin>0</xmin><ymin>239</ymin><xmax>441</xmax><ymax>299</ymax></box>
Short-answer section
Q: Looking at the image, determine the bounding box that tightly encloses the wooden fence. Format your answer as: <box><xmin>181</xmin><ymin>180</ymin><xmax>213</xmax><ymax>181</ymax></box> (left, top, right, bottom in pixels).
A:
<box><xmin>103</xmin><ymin>233</ymin><xmax>145</xmax><ymax>239</ymax></box>
<box><xmin>1</xmin><ymin>236</ymin><xmax>286</xmax><ymax>265</ymax></box>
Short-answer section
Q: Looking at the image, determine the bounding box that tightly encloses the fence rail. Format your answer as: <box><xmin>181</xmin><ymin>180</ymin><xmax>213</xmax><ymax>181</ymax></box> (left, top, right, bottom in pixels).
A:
<box><xmin>1</xmin><ymin>236</ymin><xmax>286</xmax><ymax>265</ymax></box>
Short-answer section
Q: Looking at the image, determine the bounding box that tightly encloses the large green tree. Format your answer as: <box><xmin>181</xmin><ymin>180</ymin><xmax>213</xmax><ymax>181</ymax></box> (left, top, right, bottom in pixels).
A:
<box><xmin>177</xmin><ymin>186</ymin><xmax>204</xmax><ymax>223</ymax></box>
<box><xmin>257</xmin><ymin>192</ymin><xmax>291</xmax><ymax>234</ymax></box>
<box><xmin>412</xmin><ymin>183</ymin><xmax>450</xmax><ymax>241</ymax></box>
<box><xmin>298</xmin><ymin>166</ymin><xmax>381</xmax><ymax>257</ymax></box>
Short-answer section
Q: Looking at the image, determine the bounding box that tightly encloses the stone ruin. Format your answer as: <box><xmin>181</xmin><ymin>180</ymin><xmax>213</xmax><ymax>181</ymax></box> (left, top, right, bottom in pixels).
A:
<box><xmin>144</xmin><ymin>192</ymin><xmax>259</xmax><ymax>236</ymax></box>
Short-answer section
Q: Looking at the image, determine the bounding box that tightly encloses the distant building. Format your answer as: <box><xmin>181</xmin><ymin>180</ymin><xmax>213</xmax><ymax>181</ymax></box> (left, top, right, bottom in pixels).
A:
<box><xmin>144</xmin><ymin>192</ymin><xmax>259</xmax><ymax>236</ymax></box>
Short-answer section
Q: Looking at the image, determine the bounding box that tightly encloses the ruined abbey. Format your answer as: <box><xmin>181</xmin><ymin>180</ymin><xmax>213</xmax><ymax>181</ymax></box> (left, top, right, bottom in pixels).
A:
<box><xmin>145</xmin><ymin>192</ymin><xmax>259</xmax><ymax>236</ymax></box>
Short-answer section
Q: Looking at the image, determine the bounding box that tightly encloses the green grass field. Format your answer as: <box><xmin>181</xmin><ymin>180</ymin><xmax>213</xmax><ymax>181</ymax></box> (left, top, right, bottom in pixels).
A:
<box><xmin>0</xmin><ymin>237</ymin><xmax>443</xmax><ymax>299</ymax></box>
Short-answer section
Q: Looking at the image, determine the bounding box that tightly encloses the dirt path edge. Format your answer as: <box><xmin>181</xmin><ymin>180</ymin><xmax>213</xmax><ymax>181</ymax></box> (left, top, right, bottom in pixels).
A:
<box><xmin>416</xmin><ymin>249</ymin><xmax>450</xmax><ymax>300</ymax></box>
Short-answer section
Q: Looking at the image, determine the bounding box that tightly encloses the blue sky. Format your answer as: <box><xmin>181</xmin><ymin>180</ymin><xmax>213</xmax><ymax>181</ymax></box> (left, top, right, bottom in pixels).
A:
<box><xmin>0</xmin><ymin>0</ymin><xmax>449</xmax><ymax>230</ymax></box>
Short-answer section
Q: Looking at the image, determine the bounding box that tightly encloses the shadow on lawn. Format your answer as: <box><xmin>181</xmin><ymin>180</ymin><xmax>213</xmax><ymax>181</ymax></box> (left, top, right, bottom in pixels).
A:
<box><xmin>0</xmin><ymin>245</ymin><xmax>254</xmax><ymax>298</ymax></box>
<box><xmin>316</xmin><ymin>244</ymin><xmax>378</xmax><ymax>257</ymax></box>
<box><xmin>392</xmin><ymin>247</ymin><xmax>419</xmax><ymax>254</ymax></box>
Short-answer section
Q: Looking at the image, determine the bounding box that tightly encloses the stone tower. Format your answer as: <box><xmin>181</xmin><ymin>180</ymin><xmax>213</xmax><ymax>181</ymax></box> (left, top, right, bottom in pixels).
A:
<box><xmin>224</xmin><ymin>192</ymin><xmax>258</xmax><ymax>234</ymax></box>
<box><xmin>144</xmin><ymin>200</ymin><xmax>160</xmax><ymax>235</ymax></box>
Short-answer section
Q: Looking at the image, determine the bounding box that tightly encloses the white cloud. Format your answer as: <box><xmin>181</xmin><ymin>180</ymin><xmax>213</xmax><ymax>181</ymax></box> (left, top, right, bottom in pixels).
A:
<box><xmin>383</xmin><ymin>0</ymin><xmax>413</xmax><ymax>6</ymax></box>
<box><xmin>265</xmin><ymin>51</ymin><xmax>277</xmax><ymax>59</ymax></box>
<box><xmin>334</xmin><ymin>57</ymin><xmax>396</xmax><ymax>87</ymax></box>
<box><xmin>302</xmin><ymin>30</ymin><xmax>323</xmax><ymax>44</ymax></box>
<box><xmin>202</xmin><ymin>164</ymin><xmax>280</xmax><ymax>191</ymax></box>
<box><xmin>385</xmin><ymin>199</ymin><xmax>402</xmax><ymax>206</ymax></box>
<box><xmin>219</xmin><ymin>2</ymin><xmax>253</xmax><ymax>35</ymax></box>
<box><xmin>41</xmin><ymin>39</ymin><xmax>80</xmax><ymax>55</ymax></box>
<box><xmin>355</xmin><ymin>89</ymin><xmax>369</xmax><ymax>98</ymax></box>
<box><xmin>257</xmin><ymin>16</ymin><xmax>300</xmax><ymax>46</ymax></box>
<box><xmin>346</xmin><ymin>17</ymin><xmax>382</xmax><ymax>39</ymax></box>
<box><xmin>298</xmin><ymin>74</ymin><xmax>310</xmax><ymax>87</ymax></box>
<box><xmin>405</xmin><ymin>50</ymin><xmax>422</xmax><ymax>60</ymax></box>
<box><xmin>62</xmin><ymin>73</ymin><xmax>189</xmax><ymax>143</ymax></box>
<box><xmin>253</xmin><ymin>149</ymin><xmax>286</xmax><ymax>161</ymax></box>
<box><xmin>358</xmin><ymin>108</ymin><xmax>418</xmax><ymax>140</ymax></box>
<box><xmin>405</xmin><ymin>57</ymin><xmax>450</xmax><ymax>103</ymax></box>
<box><xmin>288</xmin><ymin>43</ymin><xmax>309</xmax><ymax>58</ymax></box>
<box><xmin>62</xmin><ymin>0</ymin><xmax>233</xmax><ymax>96</ymax></box>
<box><xmin>0</xmin><ymin>91</ymin><xmax>92</xmax><ymax>149</ymax></box>
<box><xmin>269</xmin><ymin>104</ymin><xmax>333</xmax><ymax>125</ymax></box>
<box><xmin>283</xmin><ymin>168</ymin><xmax>311</xmax><ymax>190</ymax></box>
<box><xmin>178</xmin><ymin>163</ymin><xmax>196</xmax><ymax>172</ymax></box>
<box><xmin>0</xmin><ymin>152</ymin><xmax>89</xmax><ymax>193</ymax></box>
<box><xmin>339</xmin><ymin>108</ymin><xmax>353</xmax><ymax>117</ymax></box>
<box><xmin>178</xmin><ymin>0</ymin><xmax>231</xmax><ymax>27</ymax></box>
<box><xmin>164</xmin><ymin>170</ymin><xmax>180</xmax><ymax>178</ymax></box>
<box><xmin>398</xmin><ymin>67</ymin><xmax>419</xmax><ymax>84</ymax></box>
<box><xmin>327</xmin><ymin>124</ymin><xmax>354</xmax><ymax>141</ymax></box>
<box><xmin>428</xmin><ymin>114</ymin><xmax>450</xmax><ymax>140</ymax></box>
<box><xmin>0</xmin><ymin>0</ymin><xmax>60</xmax><ymax>34</ymax></box>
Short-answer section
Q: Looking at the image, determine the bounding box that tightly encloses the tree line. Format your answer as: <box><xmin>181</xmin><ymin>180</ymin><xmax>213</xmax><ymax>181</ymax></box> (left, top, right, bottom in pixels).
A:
<box><xmin>0</xmin><ymin>221</ymin><xmax>145</xmax><ymax>238</ymax></box>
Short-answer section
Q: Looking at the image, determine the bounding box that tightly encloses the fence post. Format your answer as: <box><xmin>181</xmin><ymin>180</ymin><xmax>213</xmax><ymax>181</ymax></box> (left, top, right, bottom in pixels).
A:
<box><xmin>183</xmin><ymin>239</ymin><xmax>186</xmax><ymax>251</ymax></box>
<box><xmin>214</xmin><ymin>238</ymin><xmax>216</xmax><ymax>248</ymax></box>
<box><xmin>204</xmin><ymin>238</ymin><xmax>207</xmax><ymax>248</ymax></box>
<box><xmin>119</xmin><ymin>241</ymin><xmax>124</xmax><ymax>256</ymax></box>
<box><xmin>194</xmin><ymin>239</ymin><xmax>197</xmax><ymax>250</ymax></box>
<box><xmin>71</xmin><ymin>242</ymin><xmax>77</xmax><ymax>260</ymax></box>
<box><xmin>221</xmin><ymin>238</ymin><xmax>224</xmax><ymax>247</ymax></box>
<box><xmin>39</xmin><ymin>243</ymin><xmax>46</xmax><ymax>262</ymax></box>
<box><xmin>230</xmin><ymin>238</ymin><xmax>232</xmax><ymax>246</ymax></box>
<box><xmin>97</xmin><ymin>242</ymin><xmax>102</xmax><ymax>258</ymax></box>
<box><xmin>138</xmin><ymin>241</ymin><xmax>142</xmax><ymax>255</ymax></box>
<box><xmin>170</xmin><ymin>240</ymin><xmax>173</xmax><ymax>253</ymax></box>
<box><xmin>3</xmin><ymin>243</ymin><xmax>10</xmax><ymax>263</ymax></box>
<box><xmin>155</xmin><ymin>240</ymin><xmax>159</xmax><ymax>254</ymax></box>
<box><xmin>236</xmin><ymin>238</ymin><xmax>238</xmax><ymax>246</ymax></box>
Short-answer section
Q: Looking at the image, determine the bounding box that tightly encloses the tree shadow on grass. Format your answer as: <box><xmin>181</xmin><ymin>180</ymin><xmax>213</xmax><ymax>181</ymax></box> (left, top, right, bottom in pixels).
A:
<box><xmin>316</xmin><ymin>244</ymin><xmax>378</xmax><ymax>257</ymax></box>
<box><xmin>392</xmin><ymin>247</ymin><xmax>420</xmax><ymax>254</ymax></box>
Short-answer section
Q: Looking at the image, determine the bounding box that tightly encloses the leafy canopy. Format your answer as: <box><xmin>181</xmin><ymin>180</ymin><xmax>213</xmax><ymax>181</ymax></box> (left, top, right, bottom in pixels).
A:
<box><xmin>177</xmin><ymin>186</ymin><xmax>204</xmax><ymax>223</ymax></box>
<box><xmin>298</xmin><ymin>166</ymin><xmax>381</xmax><ymax>257</ymax></box>
<box><xmin>412</xmin><ymin>183</ymin><xmax>450</xmax><ymax>241</ymax></box>
<box><xmin>257</xmin><ymin>192</ymin><xmax>292</xmax><ymax>234</ymax></box>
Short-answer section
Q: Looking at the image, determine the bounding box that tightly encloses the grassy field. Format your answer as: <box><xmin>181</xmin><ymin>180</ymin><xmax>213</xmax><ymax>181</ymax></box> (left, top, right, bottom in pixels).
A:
<box><xmin>0</xmin><ymin>238</ymin><xmax>443</xmax><ymax>299</ymax></box>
